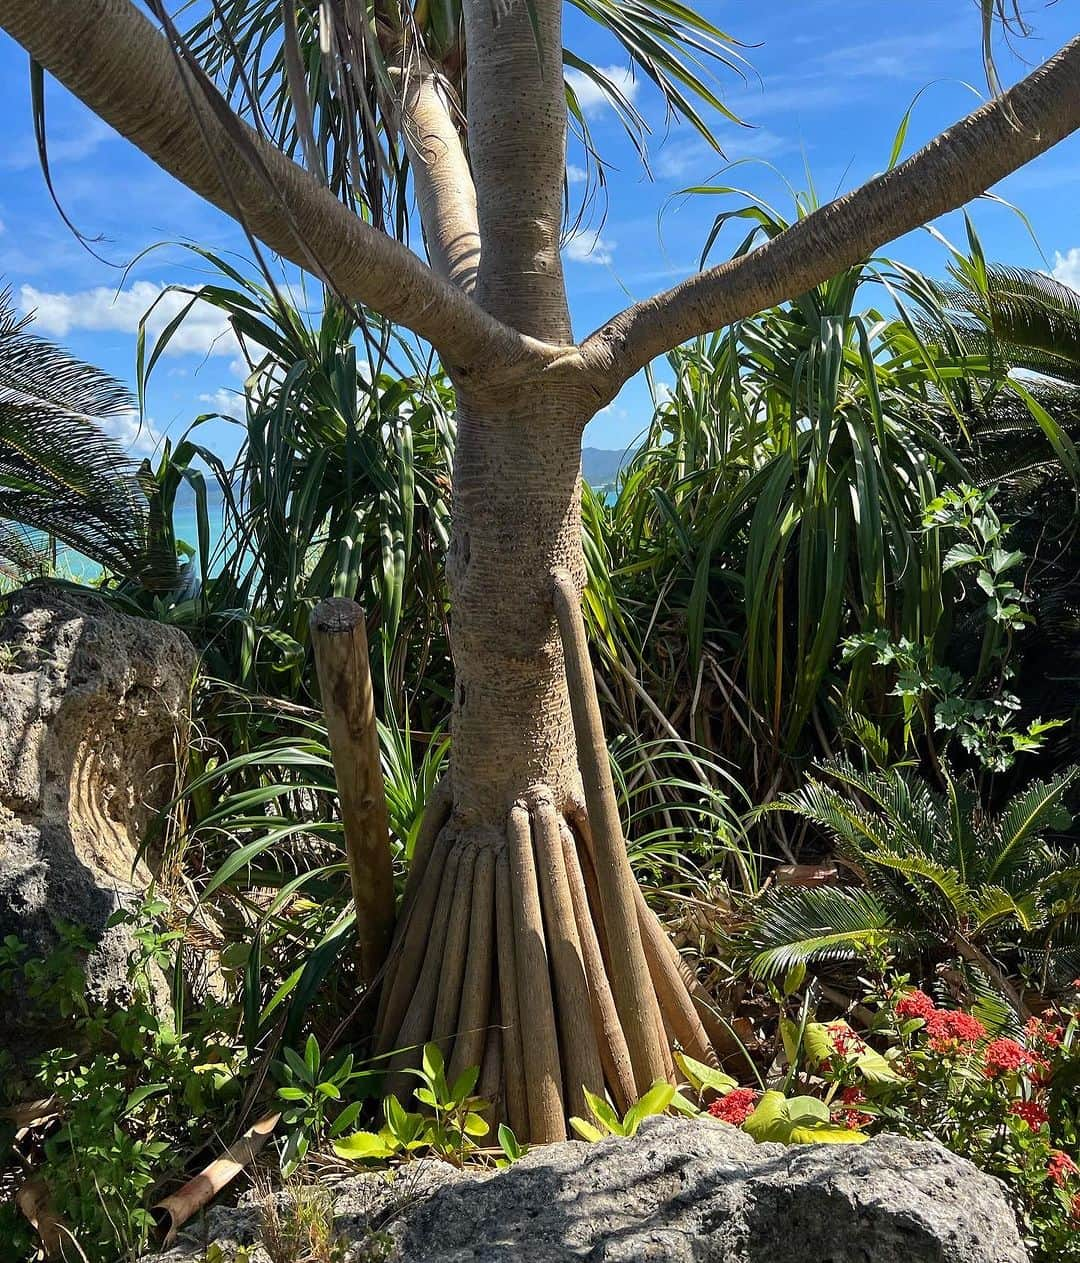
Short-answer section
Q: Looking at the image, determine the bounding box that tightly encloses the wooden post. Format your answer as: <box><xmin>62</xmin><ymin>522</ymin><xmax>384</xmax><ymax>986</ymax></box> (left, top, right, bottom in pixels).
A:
<box><xmin>310</xmin><ymin>598</ymin><xmax>394</xmax><ymax>985</ymax></box>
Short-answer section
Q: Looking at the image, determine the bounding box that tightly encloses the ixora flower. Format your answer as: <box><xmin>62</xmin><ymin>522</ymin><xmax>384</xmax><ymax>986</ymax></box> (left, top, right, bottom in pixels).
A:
<box><xmin>894</xmin><ymin>989</ymin><xmax>937</xmax><ymax>1021</ymax></box>
<box><xmin>831</xmin><ymin>1086</ymin><xmax>872</xmax><ymax>1131</ymax></box>
<box><xmin>825</xmin><ymin>1022</ymin><xmax>868</xmax><ymax>1058</ymax></box>
<box><xmin>983</xmin><ymin>1037</ymin><xmax>1032</xmax><ymax>1078</ymax></box>
<box><xmin>1008</xmin><ymin>1099</ymin><xmax>1049</xmax><ymax>1129</ymax></box>
<box><xmin>924</xmin><ymin>1009</ymin><xmax>986</xmax><ymax>1053</ymax></box>
<box><xmin>1048</xmin><ymin>1151</ymin><xmax>1079</xmax><ymax>1187</ymax></box>
<box><xmin>1025</xmin><ymin>1015</ymin><xmax>1065</xmax><ymax>1048</ymax></box>
<box><xmin>708</xmin><ymin>1089</ymin><xmax>758</xmax><ymax>1127</ymax></box>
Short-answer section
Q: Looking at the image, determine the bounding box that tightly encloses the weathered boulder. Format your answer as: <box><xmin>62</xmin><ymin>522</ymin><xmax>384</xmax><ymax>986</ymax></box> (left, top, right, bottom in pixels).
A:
<box><xmin>151</xmin><ymin>1115</ymin><xmax>1029</xmax><ymax>1263</ymax></box>
<box><xmin>0</xmin><ymin>585</ymin><xmax>196</xmax><ymax>1053</ymax></box>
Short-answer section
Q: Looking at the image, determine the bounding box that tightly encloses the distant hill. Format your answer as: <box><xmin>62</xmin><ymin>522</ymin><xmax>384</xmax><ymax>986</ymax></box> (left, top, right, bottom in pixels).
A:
<box><xmin>172</xmin><ymin>446</ymin><xmax>633</xmax><ymax>505</ymax></box>
<box><xmin>582</xmin><ymin>446</ymin><xmax>631</xmax><ymax>488</ymax></box>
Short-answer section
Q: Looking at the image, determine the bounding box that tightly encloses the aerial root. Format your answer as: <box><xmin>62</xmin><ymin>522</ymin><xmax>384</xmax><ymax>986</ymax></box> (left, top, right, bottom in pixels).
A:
<box><xmin>374</xmin><ymin>794</ymin><xmax>722</xmax><ymax>1142</ymax></box>
<box><xmin>557</xmin><ymin>819</ymin><xmax>635</xmax><ymax>1113</ymax></box>
<box><xmin>507</xmin><ymin>803</ymin><xmax>566</xmax><ymax>1141</ymax></box>
<box><xmin>376</xmin><ymin>806</ymin><xmax>454</xmax><ymax>1041</ymax></box>
<box><xmin>448</xmin><ymin>842</ymin><xmax>496</xmax><ymax>1084</ymax></box>
<box><xmin>494</xmin><ymin>845</ymin><xmax>529</xmax><ymax>1137</ymax></box>
<box><xmin>532</xmin><ymin>800</ymin><xmax>606</xmax><ymax>1120</ymax></box>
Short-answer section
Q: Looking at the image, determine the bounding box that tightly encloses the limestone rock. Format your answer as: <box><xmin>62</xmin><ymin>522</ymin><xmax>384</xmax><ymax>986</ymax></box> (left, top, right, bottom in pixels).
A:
<box><xmin>151</xmin><ymin>1116</ymin><xmax>1029</xmax><ymax>1263</ymax></box>
<box><xmin>0</xmin><ymin>584</ymin><xmax>196</xmax><ymax>1053</ymax></box>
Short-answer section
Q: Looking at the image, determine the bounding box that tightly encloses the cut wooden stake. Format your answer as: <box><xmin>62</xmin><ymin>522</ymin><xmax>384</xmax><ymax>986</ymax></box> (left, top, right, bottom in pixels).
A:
<box><xmin>310</xmin><ymin>598</ymin><xmax>394</xmax><ymax>986</ymax></box>
<box><xmin>152</xmin><ymin>1113</ymin><xmax>280</xmax><ymax>1246</ymax></box>
<box><xmin>552</xmin><ymin>570</ymin><xmax>669</xmax><ymax>1091</ymax></box>
<box><xmin>507</xmin><ymin>804</ymin><xmax>565</xmax><ymax>1141</ymax></box>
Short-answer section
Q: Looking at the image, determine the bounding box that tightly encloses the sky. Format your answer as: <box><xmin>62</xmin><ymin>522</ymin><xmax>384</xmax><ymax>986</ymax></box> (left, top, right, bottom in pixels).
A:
<box><xmin>1</xmin><ymin>0</ymin><xmax>1078</xmax><ymax>464</ymax></box>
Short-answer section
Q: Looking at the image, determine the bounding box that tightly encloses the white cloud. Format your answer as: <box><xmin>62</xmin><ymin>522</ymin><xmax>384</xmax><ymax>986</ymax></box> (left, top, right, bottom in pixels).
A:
<box><xmin>0</xmin><ymin>119</ymin><xmax>116</xmax><ymax>172</ymax></box>
<box><xmin>198</xmin><ymin>388</ymin><xmax>245</xmax><ymax>417</ymax></box>
<box><xmin>564</xmin><ymin>231</ymin><xmax>616</xmax><ymax>266</ymax></box>
<box><xmin>565</xmin><ymin>65</ymin><xmax>640</xmax><ymax>117</ymax></box>
<box><xmin>567</xmin><ymin>164</ymin><xmax>588</xmax><ymax>185</ymax></box>
<box><xmin>19</xmin><ymin>280</ymin><xmax>240</xmax><ymax>358</ymax></box>
<box><xmin>1052</xmin><ymin>248</ymin><xmax>1080</xmax><ymax>291</ymax></box>
<box><xmin>100</xmin><ymin>409</ymin><xmax>165</xmax><ymax>458</ymax></box>
<box><xmin>657</xmin><ymin>128</ymin><xmax>793</xmax><ymax>181</ymax></box>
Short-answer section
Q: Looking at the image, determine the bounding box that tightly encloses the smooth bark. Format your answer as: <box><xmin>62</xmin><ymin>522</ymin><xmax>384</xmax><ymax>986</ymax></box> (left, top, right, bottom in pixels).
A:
<box><xmin>581</xmin><ymin>34</ymin><xmax>1080</xmax><ymax>395</ymax></box>
<box><xmin>0</xmin><ymin>0</ymin><xmax>542</xmax><ymax>379</ymax></box>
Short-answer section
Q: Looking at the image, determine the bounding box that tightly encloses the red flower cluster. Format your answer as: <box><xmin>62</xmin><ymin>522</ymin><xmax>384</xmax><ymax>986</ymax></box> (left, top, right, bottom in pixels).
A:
<box><xmin>1025</xmin><ymin>1015</ymin><xmax>1065</xmax><ymax>1048</ymax></box>
<box><xmin>708</xmin><ymin>1088</ymin><xmax>758</xmax><ymax>1127</ymax></box>
<box><xmin>1048</xmin><ymin>1150</ymin><xmax>1079</xmax><ymax>1188</ymax></box>
<box><xmin>821</xmin><ymin>1021</ymin><xmax>869</xmax><ymax>1072</ymax></box>
<box><xmin>894</xmin><ymin>989</ymin><xmax>937</xmax><ymax>1021</ymax></box>
<box><xmin>1008</xmin><ymin>1099</ymin><xmax>1049</xmax><ymax>1129</ymax></box>
<box><xmin>831</xmin><ymin>1085</ymin><xmax>872</xmax><ymax>1131</ymax></box>
<box><xmin>924</xmin><ymin>1009</ymin><xmax>986</xmax><ymax>1054</ymax></box>
<box><xmin>983</xmin><ymin>1037</ymin><xmax>1031</xmax><ymax>1078</ymax></box>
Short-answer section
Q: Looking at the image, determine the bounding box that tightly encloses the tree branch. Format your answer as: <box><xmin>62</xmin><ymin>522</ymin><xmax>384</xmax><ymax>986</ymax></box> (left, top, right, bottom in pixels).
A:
<box><xmin>581</xmin><ymin>35</ymin><xmax>1080</xmax><ymax>398</ymax></box>
<box><xmin>0</xmin><ymin>0</ymin><xmax>546</xmax><ymax>379</ymax></box>
<box><xmin>392</xmin><ymin>43</ymin><xmax>482</xmax><ymax>293</ymax></box>
<box><xmin>463</xmin><ymin>0</ymin><xmax>572</xmax><ymax>342</ymax></box>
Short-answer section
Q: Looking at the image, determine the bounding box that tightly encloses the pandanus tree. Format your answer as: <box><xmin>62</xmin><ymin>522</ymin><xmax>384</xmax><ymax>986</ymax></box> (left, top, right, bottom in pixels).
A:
<box><xmin>3</xmin><ymin>0</ymin><xmax>1078</xmax><ymax>1141</ymax></box>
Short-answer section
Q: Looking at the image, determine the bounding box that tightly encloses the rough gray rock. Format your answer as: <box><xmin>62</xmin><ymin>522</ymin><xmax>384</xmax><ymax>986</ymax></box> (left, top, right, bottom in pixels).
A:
<box><xmin>0</xmin><ymin>585</ymin><xmax>196</xmax><ymax>1054</ymax></box>
<box><xmin>151</xmin><ymin>1116</ymin><xmax>1029</xmax><ymax>1263</ymax></box>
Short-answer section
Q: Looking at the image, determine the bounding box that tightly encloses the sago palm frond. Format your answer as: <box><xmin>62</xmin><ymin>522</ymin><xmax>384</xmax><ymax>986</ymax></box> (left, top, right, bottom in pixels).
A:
<box><xmin>0</xmin><ymin>286</ymin><xmax>153</xmax><ymax>579</ymax></box>
<box><xmin>987</xmin><ymin>768</ymin><xmax>1078</xmax><ymax>884</ymax></box>
<box><xmin>743</xmin><ymin>885</ymin><xmax>912</xmax><ymax>980</ymax></box>
<box><xmin>743</xmin><ymin>760</ymin><xmax>1080</xmax><ymax>997</ymax></box>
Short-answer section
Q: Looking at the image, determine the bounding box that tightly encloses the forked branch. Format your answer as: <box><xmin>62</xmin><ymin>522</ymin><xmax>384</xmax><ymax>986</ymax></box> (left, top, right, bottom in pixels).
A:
<box><xmin>0</xmin><ymin>0</ymin><xmax>542</xmax><ymax>378</ymax></box>
<box><xmin>581</xmin><ymin>34</ymin><xmax>1080</xmax><ymax>398</ymax></box>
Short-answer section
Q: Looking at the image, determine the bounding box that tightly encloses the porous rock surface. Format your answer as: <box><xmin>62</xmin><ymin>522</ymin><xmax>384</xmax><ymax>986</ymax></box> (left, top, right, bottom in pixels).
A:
<box><xmin>152</xmin><ymin>1115</ymin><xmax>1029</xmax><ymax>1262</ymax></box>
<box><xmin>0</xmin><ymin>584</ymin><xmax>195</xmax><ymax>1051</ymax></box>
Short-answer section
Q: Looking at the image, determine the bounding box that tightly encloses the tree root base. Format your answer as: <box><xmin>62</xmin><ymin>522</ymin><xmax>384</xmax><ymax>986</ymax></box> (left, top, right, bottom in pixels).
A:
<box><xmin>373</xmin><ymin>791</ymin><xmax>724</xmax><ymax>1143</ymax></box>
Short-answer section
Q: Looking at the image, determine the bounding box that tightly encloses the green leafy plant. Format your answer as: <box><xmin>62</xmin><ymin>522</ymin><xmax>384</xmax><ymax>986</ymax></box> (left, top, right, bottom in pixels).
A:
<box><xmin>1</xmin><ymin>901</ymin><xmax>244</xmax><ymax>1261</ymax></box>
<box><xmin>275</xmin><ymin>1034</ymin><xmax>378</xmax><ymax>1174</ymax></box>
<box><xmin>495</xmin><ymin>1122</ymin><xmax>527</xmax><ymax>1168</ymax></box>
<box><xmin>740</xmin><ymin>1090</ymin><xmax>868</xmax><ymax>1145</ymax></box>
<box><xmin>569</xmin><ymin>1080</ymin><xmax>688</xmax><ymax>1142</ymax></box>
<box><xmin>333</xmin><ymin>1043</ymin><xmax>489</xmax><ymax>1167</ymax></box>
<box><xmin>744</xmin><ymin>760</ymin><xmax>1080</xmax><ymax>1003</ymax></box>
<box><xmin>844</xmin><ymin>485</ymin><xmax>1065</xmax><ymax>774</ymax></box>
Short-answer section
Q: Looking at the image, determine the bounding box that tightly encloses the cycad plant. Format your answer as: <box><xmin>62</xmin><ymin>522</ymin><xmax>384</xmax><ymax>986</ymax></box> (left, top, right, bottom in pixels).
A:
<box><xmin>743</xmin><ymin>760</ymin><xmax>1080</xmax><ymax>1009</ymax></box>
<box><xmin>0</xmin><ymin>286</ymin><xmax>151</xmax><ymax>581</ymax></box>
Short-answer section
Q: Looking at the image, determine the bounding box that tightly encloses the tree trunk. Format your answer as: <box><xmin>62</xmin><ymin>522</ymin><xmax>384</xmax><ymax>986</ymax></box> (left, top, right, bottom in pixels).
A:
<box><xmin>374</xmin><ymin>381</ymin><xmax>717</xmax><ymax>1140</ymax></box>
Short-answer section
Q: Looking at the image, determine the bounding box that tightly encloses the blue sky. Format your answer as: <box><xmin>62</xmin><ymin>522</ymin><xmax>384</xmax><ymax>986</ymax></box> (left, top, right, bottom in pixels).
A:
<box><xmin>1</xmin><ymin>0</ymin><xmax>1078</xmax><ymax>463</ymax></box>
